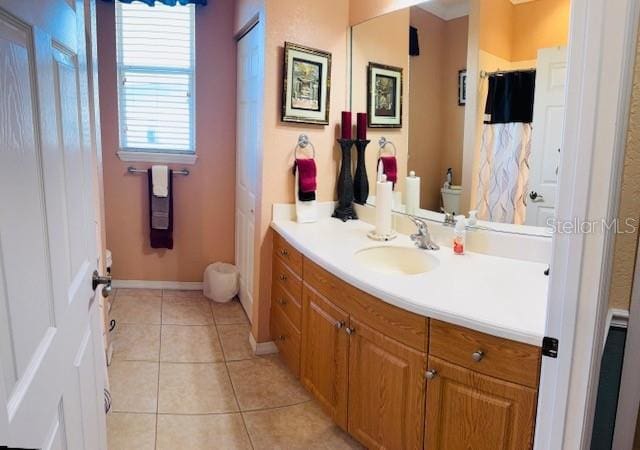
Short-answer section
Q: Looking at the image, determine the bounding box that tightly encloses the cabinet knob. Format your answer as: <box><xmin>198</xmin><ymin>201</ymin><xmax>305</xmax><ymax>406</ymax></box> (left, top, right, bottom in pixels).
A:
<box><xmin>345</xmin><ymin>327</ymin><xmax>356</xmax><ymax>335</ymax></box>
<box><xmin>335</xmin><ymin>320</ymin><xmax>345</xmax><ymax>329</ymax></box>
<box><xmin>278</xmin><ymin>298</ymin><xmax>287</xmax><ymax>306</ymax></box>
<box><xmin>280</xmin><ymin>249</ymin><xmax>289</xmax><ymax>257</ymax></box>
<box><xmin>279</xmin><ymin>274</ymin><xmax>287</xmax><ymax>281</ymax></box>
<box><xmin>472</xmin><ymin>350</ymin><xmax>485</xmax><ymax>362</ymax></box>
<box><xmin>278</xmin><ymin>335</ymin><xmax>286</xmax><ymax>341</ymax></box>
<box><xmin>425</xmin><ymin>369</ymin><xmax>438</xmax><ymax>380</ymax></box>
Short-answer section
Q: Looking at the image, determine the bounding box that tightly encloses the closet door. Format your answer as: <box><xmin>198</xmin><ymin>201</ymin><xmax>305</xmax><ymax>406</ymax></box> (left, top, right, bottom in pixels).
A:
<box><xmin>300</xmin><ymin>284</ymin><xmax>350</xmax><ymax>430</ymax></box>
<box><xmin>235</xmin><ymin>21</ymin><xmax>263</xmax><ymax>320</ymax></box>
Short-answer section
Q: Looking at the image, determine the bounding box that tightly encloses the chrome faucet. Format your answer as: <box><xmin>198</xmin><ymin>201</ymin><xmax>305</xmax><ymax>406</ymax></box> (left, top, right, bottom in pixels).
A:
<box><xmin>408</xmin><ymin>216</ymin><xmax>440</xmax><ymax>250</ymax></box>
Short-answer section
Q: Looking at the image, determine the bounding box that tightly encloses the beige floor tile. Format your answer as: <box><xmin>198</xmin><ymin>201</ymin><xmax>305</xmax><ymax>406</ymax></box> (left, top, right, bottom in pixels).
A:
<box><xmin>211</xmin><ymin>299</ymin><xmax>249</xmax><ymax>325</ymax></box>
<box><xmin>156</xmin><ymin>414</ymin><xmax>252</xmax><ymax>450</ymax></box>
<box><xmin>116</xmin><ymin>288</ymin><xmax>162</xmax><ymax>298</ymax></box>
<box><xmin>162</xmin><ymin>289</ymin><xmax>206</xmax><ymax>299</ymax></box>
<box><xmin>162</xmin><ymin>297</ymin><xmax>213</xmax><ymax>325</ymax></box>
<box><xmin>217</xmin><ymin>324</ymin><xmax>255</xmax><ymax>361</ymax></box>
<box><xmin>113</xmin><ymin>324</ymin><xmax>160</xmax><ymax>361</ymax></box>
<box><xmin>107</xmin><ymin>412</ymin><xmax>156</xmax><ymax>450</ymax></box>
<box><xmin>228</xmin><ymin>355</ymin><xmax>309</xmax><ymax>411</ymax></box>
<box><xmin>111</xmin><ymin>296</ymin><xmax>162</xmax><ymax>325</ymax></box>
<box><xmin>160</xmin><ymin>325</ymin><xmax>223</xmax><ymax>363</ymax></box>
<box><xmin>109</xmin><ymin>361</ymin><xmax>158</xmax><ymax>413</ymax></box>
<box><xmin>158</xmin><ymin>362</ymin><xmax>238</xmax><ymax>414</ymax></box>
<box><xmin>243</xmin><ymin>401</ymin><xmax>363</xmax><ymax>450</ymax></box>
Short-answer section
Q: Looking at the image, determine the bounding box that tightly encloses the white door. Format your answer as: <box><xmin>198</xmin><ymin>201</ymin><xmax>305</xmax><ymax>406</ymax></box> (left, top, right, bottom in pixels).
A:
<box><xmin>525</xmin><ymin>47</ymin><xmax>568</xmax><ymax>226</ymax></box>
<box><xmin>235</xmin><ymin>22</ymin><xmax>263</xmax><ymax>321</ymax></box>
<box><xmin>0</xmin><ymin>1</ymin><xmax>107</xmax><ymax>448</ymax></box>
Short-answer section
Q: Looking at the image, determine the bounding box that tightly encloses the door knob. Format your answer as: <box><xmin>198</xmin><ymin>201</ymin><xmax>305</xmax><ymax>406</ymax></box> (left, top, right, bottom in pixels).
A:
<box><xmin>529</xmin><ymin>191</ymin><xmax>545</xmax><ymax>202</ymax></box>
<box><xmin>92</xmin><ymin>270</ymin><xmax>112</xmax><ymax>291</ymax></box>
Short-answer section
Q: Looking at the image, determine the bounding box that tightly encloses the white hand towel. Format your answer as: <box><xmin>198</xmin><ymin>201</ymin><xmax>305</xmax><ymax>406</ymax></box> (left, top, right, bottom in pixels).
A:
<box><xmin>151</xmin><ymin>165</ymin><xmax>168</xmax><ymax>198</ymax></box>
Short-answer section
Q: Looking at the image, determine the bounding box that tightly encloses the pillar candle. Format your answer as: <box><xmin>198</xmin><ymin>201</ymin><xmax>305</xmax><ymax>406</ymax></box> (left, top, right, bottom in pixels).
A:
<box><xmin>341</xmin><ymin>111</ymin><xmax>352</xmax><ymax>140</ymax></box>
<box><xmin>357</xmin><ymin>112</ymin><xmax>367</xmax><ymax>140</ymax></box>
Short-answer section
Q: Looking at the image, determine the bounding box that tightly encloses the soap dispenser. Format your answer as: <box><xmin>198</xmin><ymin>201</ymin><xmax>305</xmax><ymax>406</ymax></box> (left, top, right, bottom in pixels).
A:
<box><xmin>453</xmin><ymin>215</ymin><xmax>466</xmax><ymax>255</ymax></box>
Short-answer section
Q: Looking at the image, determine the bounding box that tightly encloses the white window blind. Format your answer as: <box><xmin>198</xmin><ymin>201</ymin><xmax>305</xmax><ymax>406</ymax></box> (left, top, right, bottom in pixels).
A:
<box><xmin>116</xmin><ymin>2</ymin><xmax>195</xmax><ymax>154</ymax></box>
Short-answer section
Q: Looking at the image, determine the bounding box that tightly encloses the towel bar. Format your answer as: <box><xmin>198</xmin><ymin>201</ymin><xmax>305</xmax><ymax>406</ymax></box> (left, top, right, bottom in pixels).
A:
<box><xmin>127</xmin><ymin>166</ymin><xmax>189</xmax><ymax>176</ymax></box>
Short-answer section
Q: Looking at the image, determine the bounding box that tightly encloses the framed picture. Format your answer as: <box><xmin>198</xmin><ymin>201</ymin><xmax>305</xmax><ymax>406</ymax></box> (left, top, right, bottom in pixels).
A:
<box><xmin>281</xmin><ymin>42</ymin><xmax>332</xmax><ymax>125</ymax></box>
<box><xmin>367</xmin><ymin>62</ymin><xmax>403</xmax><ymax>128</ymax></box>
<box><xmin>458</xmin><ymin>69</ymin><xmax>467</xmax><ymax>106</ymax></box>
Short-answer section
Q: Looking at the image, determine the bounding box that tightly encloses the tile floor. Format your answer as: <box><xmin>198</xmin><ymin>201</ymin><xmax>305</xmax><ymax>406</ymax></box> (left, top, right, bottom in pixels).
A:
<box><xmin>107</xmin><ymin>288</ymin><xmax>363</xmax><ymax>450</ymax></box>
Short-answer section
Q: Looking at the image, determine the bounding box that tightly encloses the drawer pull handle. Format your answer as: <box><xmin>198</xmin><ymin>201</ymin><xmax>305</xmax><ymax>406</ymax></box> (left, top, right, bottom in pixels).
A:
<box><xmin>345</xmin><ymin>327</ymin><xmax>356</xmax><ymax>335</ymax></box>
<box><xmin>425</xmin><ymin>369</ymin><xmax>438</xmax><ymax>380</ymax></box>
<box><xmin>280</xmin><ymin>249</ymin><xmax>289</xmax><ymax>257</ymax></box>
<box><xmin>278</xmin><ymin>298</ymin><xmax>287</xmax><ymax>306</ymax></box>
<box><xmin>279</xmin><ymin>274</ymin><xmax>288</xmax><ymax>281</ymax></box>
<box><xmin>472</xmin><ymin>351</ymin><xmax>485</xmax><ymax>362</ymax></box>
<box><xmin>335</xmin><ymin>320</ymin><xmax>345</xmax><ymax>329</ymax></box>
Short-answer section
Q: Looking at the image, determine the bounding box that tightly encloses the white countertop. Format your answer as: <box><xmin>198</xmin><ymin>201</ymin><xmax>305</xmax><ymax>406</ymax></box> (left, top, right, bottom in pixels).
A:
<box><xmin>272</xmin><ymin>217</ymin><xmax>549</xmax><ymax>346</ymax></box>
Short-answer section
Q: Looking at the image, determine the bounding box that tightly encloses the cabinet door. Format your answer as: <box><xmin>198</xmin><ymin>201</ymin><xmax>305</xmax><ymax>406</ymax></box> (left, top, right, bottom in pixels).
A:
<box><xmin>301</xmin><ymin>284</ymin><xmax>350</xmax><ymax>429</ymax></box>
<box><xmin>348</xmin><ymin>318</ymin><xmax>426</xmax><ymax>449</ymax></box>
<box><xmin>425</xmin><ymin>356</ymin><xmax>538</xmax><ymax>450</ymax></box>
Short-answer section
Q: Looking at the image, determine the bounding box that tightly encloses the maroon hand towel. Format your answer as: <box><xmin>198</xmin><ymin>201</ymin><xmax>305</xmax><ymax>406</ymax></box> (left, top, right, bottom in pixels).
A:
<box><xmin>148</xmin><ymin>169</ymin><xmax>174</xmax><ymax>249</ymax></box>
<box><xmin>379</xmin><ymin>155</ymin><xmax>398</xmax><ymax>185</ymax></box>
<box><xmin>294</xmin><ymin>158</ymin><xmax>317</xmax><ymax>201</ymax></box>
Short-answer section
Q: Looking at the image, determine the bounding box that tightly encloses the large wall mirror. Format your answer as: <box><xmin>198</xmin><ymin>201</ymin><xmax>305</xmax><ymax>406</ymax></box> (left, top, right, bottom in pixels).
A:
<box><xmin>350</xmin><ymin>0</ymin><xmax>570</xmax><ymax>236</ymax></box>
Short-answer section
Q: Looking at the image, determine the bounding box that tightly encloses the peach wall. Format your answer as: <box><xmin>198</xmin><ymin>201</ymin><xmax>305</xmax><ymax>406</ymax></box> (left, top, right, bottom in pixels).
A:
<box><xmin>251</xmin><ymin>0</ymin><xmax>351</xmax><ymax>342</ymax></box>
<box><xmin>350</xmin><ymin>0</ymin><xmax>422</xmax><ymax>26</ymax></box>
<box><xmin>441</xmin><ymin>16</ymin><xmax>469</xmax><ymax>187</ymax></box>
<box><xmin>352</xmin><ymin>8</ymin><xmax>410</xmax><ymax>200</ymax></box>
<box><xmin>408</xmin><ymin>8</ymin><xmax>445</xmax><ymax>211</ymax></box>
<box><xmin>478</xmin><ymin>0</ymin><xmax>513</xmax><ymax>61</ymax></box>
<box><xmin>512</xmin><ymin>0</ymin><xmax>570</xmax><ymax>61</ymax></box>
<box><xmin>97</xmin><ymin>0</ymin><xmax>236</xmax><ymax>282</ymax></box>
<box><xmin>608</xmin><ymin>33</ymin><xmax>640</xmax><ymax>311</ymax></box>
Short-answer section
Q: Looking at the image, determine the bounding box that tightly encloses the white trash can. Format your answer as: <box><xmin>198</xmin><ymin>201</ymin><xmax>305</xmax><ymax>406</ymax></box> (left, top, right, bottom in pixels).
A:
<box><xmin>203</xmin><ymin>262</ymin><xmax>239</xmax><ymax>303</ymax></box>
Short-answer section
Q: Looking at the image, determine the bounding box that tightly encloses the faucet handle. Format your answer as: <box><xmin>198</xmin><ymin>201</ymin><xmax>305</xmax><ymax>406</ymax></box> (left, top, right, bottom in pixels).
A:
<box><xmin>408</xmin><ymin>215</ymin><xmax>429</xmax><ymax>233</ymax></box>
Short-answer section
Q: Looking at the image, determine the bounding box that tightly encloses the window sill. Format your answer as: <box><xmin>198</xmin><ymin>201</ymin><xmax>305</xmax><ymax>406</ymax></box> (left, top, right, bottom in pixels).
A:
<box><xmin>117</xmin><ymin>150</ymin><xmax>197</xmax><ymax>165</ymax></box>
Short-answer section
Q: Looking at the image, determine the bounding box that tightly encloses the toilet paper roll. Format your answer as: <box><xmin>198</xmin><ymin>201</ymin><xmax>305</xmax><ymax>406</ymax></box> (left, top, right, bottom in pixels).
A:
<box><xmin>405</xmin><ymin>173</ymin><xmax>420</xmax><ymax>215</ymax></box>
<box><xmin>376</xmin><ymin>179</ymin><xmax>393</xmax><ymax>237</ymax></box>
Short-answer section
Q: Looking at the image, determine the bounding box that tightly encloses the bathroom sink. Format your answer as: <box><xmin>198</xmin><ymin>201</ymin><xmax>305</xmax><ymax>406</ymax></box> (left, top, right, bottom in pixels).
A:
<box><xmin>353</xmin><ymin>246</ymin><xmax>439</xmax><ymax>275</ymax></box>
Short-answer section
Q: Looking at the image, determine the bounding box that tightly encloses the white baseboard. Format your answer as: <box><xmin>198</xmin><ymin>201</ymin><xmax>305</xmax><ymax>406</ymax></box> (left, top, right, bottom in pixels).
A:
<box><xmin>249</xmin><ymin>332</ymin><xmax>278</xmax><ymax>355</ymax></box>
<box><xmin>112</xmin><ymin>279</ymin><xmax>203</xmax><ymax>290</ymax></box>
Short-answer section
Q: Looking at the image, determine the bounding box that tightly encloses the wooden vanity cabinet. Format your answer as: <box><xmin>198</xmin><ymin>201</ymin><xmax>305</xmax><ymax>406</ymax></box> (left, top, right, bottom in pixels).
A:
<box><xmin>270</xmin><ymin>232</ymin><xmax>541</xmax><ymax>450</ymax></box>
<box><xmin>424</xmin><ymin>356</ymin><xmax>538</xmax><ymax>450</ymax></box>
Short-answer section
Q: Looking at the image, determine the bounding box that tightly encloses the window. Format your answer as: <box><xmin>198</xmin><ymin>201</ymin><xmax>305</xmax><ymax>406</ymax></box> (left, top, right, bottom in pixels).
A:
<box><xmin>116</xmin><ymin>2</ymin><xmax>195</xmax><ymax>159</ymax></box>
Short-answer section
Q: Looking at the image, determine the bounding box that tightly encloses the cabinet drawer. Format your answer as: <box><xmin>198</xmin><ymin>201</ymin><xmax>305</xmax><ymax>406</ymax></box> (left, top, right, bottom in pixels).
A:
<box><xmin>274</xmin><ymin>233</ymin><xmax>303</xmax><ymax>277</ymax></box>
<box><xmin>271</xmin><ymin>303</ymin><xmax>301</xmax><ymax>377</ymax></box>
<box><xmin>429</xmin><ymin>320</ymin><xmax>541</xmax><ymax>388</ymax></box>
<box><xmin>272</xmin><ymin>281</ymin><xmax>302</xmax><ymax>332</ymax></box>
<box><xmin>272</xmin><ymin>255</ymin><xmax>302</xmax><ymax>301</ymax></box>
<box><xmin>304</xmin><ymin>258</ymin><xmax>427</xmax><ymax>352</ymax></box>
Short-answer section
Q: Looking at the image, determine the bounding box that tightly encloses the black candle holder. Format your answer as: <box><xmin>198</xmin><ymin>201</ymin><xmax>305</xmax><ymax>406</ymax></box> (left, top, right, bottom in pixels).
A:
<box><xmin>353</xmin><ymin>139</ymin><xmax>370</xmax><ymax>205</ymax></box>
<box><xmin>333</xmin><ymin>138</ymin><xmax>358</xmax><ymax>222</ymax></box>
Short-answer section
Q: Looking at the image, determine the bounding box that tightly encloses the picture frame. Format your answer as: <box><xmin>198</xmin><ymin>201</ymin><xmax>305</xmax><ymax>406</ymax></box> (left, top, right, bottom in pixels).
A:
<box><xmin>281</xmin><ymin>42</ymin><xmax>332</xmax><ymax>125</ymax></box>
<box><xmin>367</xmin><ymin>62</ymin><xmax>403</xmax><ymax>128</ymax></box>
<box><xmin>458</xmin><ymin>69</ymin><xmax>467</xmax><ymax>106</ymax></box>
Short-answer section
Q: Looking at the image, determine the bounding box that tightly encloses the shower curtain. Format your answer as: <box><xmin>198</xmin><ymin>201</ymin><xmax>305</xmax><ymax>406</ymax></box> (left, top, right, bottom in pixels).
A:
<box><xmin>476</xmin><ymin>70</ymin><xmax>536</xmax><ymax>224</ymax></box>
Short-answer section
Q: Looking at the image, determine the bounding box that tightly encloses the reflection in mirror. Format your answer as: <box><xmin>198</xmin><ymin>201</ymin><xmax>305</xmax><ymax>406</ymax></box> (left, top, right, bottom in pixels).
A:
<box><xmin>350</xmin><ymin>0</ymin><xmax>570</xmax><ymax>236</ymax></box>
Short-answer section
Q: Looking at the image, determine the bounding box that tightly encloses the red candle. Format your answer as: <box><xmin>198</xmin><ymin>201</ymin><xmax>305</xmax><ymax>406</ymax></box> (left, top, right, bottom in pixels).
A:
<box><xmin>357</xmin><ymin>112</ymin><xmax>367</xmax><ymax>140</ymax></box>
<box><xmin>341</xmin><ymin>111</ymin><xmax>352</xmax><ymax>140</ymax></box>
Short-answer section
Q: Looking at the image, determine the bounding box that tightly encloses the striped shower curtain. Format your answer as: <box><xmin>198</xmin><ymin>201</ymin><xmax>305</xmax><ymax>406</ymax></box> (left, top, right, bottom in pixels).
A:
<box><xmin>476</xmin><ymin>122</ymin><xmax>531</xmax><ymax>224</ymax></box>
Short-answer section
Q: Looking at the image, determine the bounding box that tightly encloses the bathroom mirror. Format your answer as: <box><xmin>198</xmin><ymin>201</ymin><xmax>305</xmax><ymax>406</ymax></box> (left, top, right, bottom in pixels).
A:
<box><xmin>350</xmin><ymin>0</ymin><xmax>570</xmax><ymax>236</ymax></box>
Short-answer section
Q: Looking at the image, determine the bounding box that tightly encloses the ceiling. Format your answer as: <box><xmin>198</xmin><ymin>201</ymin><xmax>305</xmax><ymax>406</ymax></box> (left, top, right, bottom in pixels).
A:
<box><xmin>417</xmin><ymin>0</ymin><xmax>536</xmax><ymax>21</ymax></box>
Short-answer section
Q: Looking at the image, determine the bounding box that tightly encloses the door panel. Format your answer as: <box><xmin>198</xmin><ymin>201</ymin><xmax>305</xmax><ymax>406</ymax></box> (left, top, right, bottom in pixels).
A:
<box><xmin>0</xmin><ymin>1</ymin><xmax>106</xmax><ymax>448</ymax></box>
<box><xmin>425</xmin><ymin>356</ymin><xmax>537</xmax><ymax>450</ymax></box>
<box><xmin>348</xmin><ymin>318</ymin><xmax>426</xmax><ymax>450</ymax></box>
<box><xmin>301</xmin><ymin>284</ymin><xmax>349</xmax><ymax>430</ymax></box>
